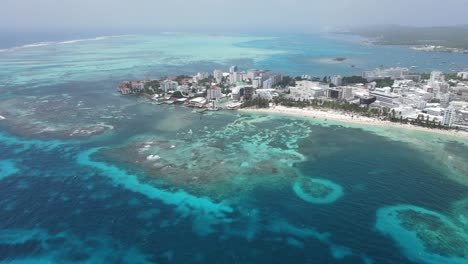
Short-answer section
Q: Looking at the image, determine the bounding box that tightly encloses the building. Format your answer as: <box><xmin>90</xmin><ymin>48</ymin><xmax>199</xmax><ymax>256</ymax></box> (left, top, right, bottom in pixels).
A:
<box><xmin>289</xmin><ymin>86</ymin><xmax>325</xmax><ymax>101</ymax></box>
<box><xmin>252</xmin><ymin>77</ymin><xmax>262</xmax><ymax>88</ymax></box>
<box><xmin>193</xmin><ymin>72</ymin><xmax>209</xmax><ymax>83</ymax></box>
<box><xmin>229</xmin><ymin>65</ymin><xmax>238</xmax><ymax>73</ymax></box>
<box><xmin>243</xmin><ymin>86</ymin><xmax>255</xmax><ymax>100</ymax></box>
<box><xmin>247</xmin><ymin>69</ymin><xmax>260</xmax><ymax>80</ymax></box>
<box><xmin>342</xmin><ymin>87</ymin><xmax>353</xmax><ymax>100</ymax></box>
<box><xmin>207</xmin><ymin>86</ymin><xmax>222</xmax><ymax>100</ymax></box>
<box><xmin>359</xmin><ymin>95</ymin><xmax>376</xmax><ymax>105</ymax></box>
<box><xmin>457</xmin><ymin>71</ymin><xmax>468</xmax><ymax>80</ymax></box>
<box><xmin>230</xmin><ymin>72</ymin><xmax>244</xmax><ymax>84</ymax></box>
<box><xmin>255</xmin><ymin>89</ymin><xmax>276</xmax><ymax>100</ymax></box>
<box><xmin>160</xmin><ymin>80</ymin><xmax>178</xmax><ymax>93</ymax></box>
<box><xmin>262</xmin><ymin>79</ymin><xmax>272</xmax><ymax>89</ymax></box>
<box><xmin>213</xmin><ymin>69</ymin><xmax>223</xmax><ymax>83</ymax></box>
<box><xmin>362</xmin><ymin>67</ymin><xmax>409</xmax><ymax>80</ymax></box>
<box><xmin>369</xmin><ymin>91</ymin><xmax>400</xmax><ymax>107</ymax></box>
<box><xmin>327</xmin><ymin>88</ymin><xmax>343</xmax><ymax>100</ymax></box>
<box><xmin>330</xmin><ymin>75</ymin><xmax>343</xmax><ymax>87</ymax></box>
<box><xmin>443</xmin><ymin>107</ymin><xmax>457</xmax><ymax>127</ymax></box>
<box><xmin>430</xmin><ymin>71</ymin><xmax>445</xmax><ymax>82</ymax></box>
<box><xmin>188</xmin><ymin>97</ymin><xmax>206</xmax><ymax>108</ymax></box>
<box><xmin>425</xmin><ymin>107</ymin><xmax>445</xmax><ymax>116</ymax></box>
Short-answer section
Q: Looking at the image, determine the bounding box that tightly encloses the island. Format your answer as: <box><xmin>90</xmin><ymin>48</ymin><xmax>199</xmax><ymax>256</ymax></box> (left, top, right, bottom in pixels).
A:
<box><xmin>117</xmin><ymin>66</ymin><xmax>468</xmax><ymax>139</ymax></box>
<box><xmin>341</xmin><ymin>25</ymin><xmax>468</xmax><ymax>53</ymax></box>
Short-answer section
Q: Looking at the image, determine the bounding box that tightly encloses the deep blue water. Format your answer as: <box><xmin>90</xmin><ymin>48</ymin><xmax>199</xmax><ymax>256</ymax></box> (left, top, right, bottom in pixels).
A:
<box><xmin>0</xmin><ymin>33</ymin><xmax>468</xmax><ymax>264</ymax></box>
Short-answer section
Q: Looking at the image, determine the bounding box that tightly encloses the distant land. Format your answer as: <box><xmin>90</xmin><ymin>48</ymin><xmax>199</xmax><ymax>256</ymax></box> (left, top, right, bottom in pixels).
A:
<box><xmin>339</xmin><ymin>25</ymin><xmax>468</xmax><ymax>52</ymax></box>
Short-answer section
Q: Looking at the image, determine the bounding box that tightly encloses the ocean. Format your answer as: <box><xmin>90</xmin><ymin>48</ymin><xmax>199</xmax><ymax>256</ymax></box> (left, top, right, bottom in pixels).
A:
<box><xmin>0</xmin><ymin>33</ymin><xmax>467</xmax><ymax>264</ymax></box>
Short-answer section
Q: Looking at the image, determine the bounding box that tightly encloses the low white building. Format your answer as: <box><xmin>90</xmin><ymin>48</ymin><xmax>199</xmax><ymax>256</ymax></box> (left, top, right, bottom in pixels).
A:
<box><xmin>457</xmin><ymin>71</ymin><xmax>468</xmax><ymax>80</ymax></box>
<box><xmin>289</xmin><ymin>86</ymin><xmax>325</xmax><ymax>101</ymax></box>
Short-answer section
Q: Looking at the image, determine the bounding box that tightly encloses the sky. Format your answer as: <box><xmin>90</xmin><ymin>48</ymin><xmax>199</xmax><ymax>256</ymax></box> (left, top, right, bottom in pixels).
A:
<box><xmin>2</xmin><ymin>0</ymin><xmax>468</xmax><ymax>33</ymax></box>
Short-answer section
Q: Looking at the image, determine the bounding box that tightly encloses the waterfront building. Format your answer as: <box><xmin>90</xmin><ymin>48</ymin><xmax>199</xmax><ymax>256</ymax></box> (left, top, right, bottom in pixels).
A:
<box><xmin>243</xmin><ymin>86</ymin><xmax>255</xmax><ymax>100</ymax></box>
<box><xmin>369</xmin><ymin>91</ymin><xmax>400</xmax><ymax>107</ymax></box>
<box><xmin>188</xmin><ymin>97</ymin><xmax>207</xmax><ymax>107</ymax></box>
<box><xmin>255</xmin><ymin>89</ymin><xmax>277</xmax><ymax>100</ymax></box>
<box><xmin>425</xmin><ymin>107</ymin><xmax>445</xmax><ymax>116</ymax></box>
<box><xmin>327</xmin><ymin>88</ymin><xmax>343</xmax><ymax>100</ymax></box>
<box><xmin>359</xmin><ymin>95</ymin><xmax>376</xmax><ymax>105</ymax></box>
<box><xmin>160</xmin><ymin>80</ymin><xmax>178</xmax><ymax>93</ymax></box>
<box><xmin>443</xmin><ymin>107</ymin><xmax>457</xmax><ymax>127</ymax></box>
<box><xmin>207</xmin><ymin>86</ymin><xmax>222</xmax><ymax>100</ymax></box>
<box><xmin>290</xmin><ymin>86</ymin><xmax>325</xmax><ymax>101</ymax></box>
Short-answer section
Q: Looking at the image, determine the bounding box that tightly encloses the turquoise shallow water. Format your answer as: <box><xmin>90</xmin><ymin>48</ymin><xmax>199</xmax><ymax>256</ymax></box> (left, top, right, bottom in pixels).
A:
<box><xmin>0</xmin><ymin>33</ymin><xmax>468</xmax><ymax>263</ymax></box>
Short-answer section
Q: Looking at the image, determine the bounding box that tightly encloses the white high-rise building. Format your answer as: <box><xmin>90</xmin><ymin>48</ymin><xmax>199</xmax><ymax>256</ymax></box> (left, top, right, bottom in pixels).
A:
<box><xmin>247</xmin><ymin>69</ymin><xmax>260</xmax><ymax>80</ymax></box>
<box><xmin>160</xmin><ymin>80</ymin><xmax>178</xmax><ymax>93</ymax></box>
<box><xmin>430</xmin><ymin>71</ymin><xmax>445</xmax><ymax>82</ymax></box>
<box><xmin>331</xmin><ymin>75</ymin><xmax>343</xmax><ymax>86</ymax></box>
<box><xmin>443</xmin><ymin>107</ymin><xmax>456</xmax><ymax>127</ymax></box>
<box><xmin>252</xmin><ymin>77</ymin><xmax>262</xmax><ymax>88</ymax></box>
<box><xmin>342</xmin><ymin>87</ymin><xmax>353</xmax><ymax>100</ymax></box>
<box><xmin>207</xmin><ymin>86</ymin><xmax>222</xmax><ymax>100</ymax></box>
<box><xmin>229</xmin><ymin>65</ymin><xmax>238</xmax><ymax>73</ymax></box>
<box><xmin>262</xmin><ymin>79</ymin><xmax>272</xmax><ymax>89</ymax></box>
<box><xmin>213</xmin><ymin>69</ymin><xmax>223</xmax><ymax>83</ymax></box>
<box><xmin>230</xmin><ymin>72</ymin><xmax>243</xmax><ymax>84</ymax></box>
<box><xmin>457</xmin><ymin>71</ymin><xmax>468</xmax><ymax>80</ymax></box>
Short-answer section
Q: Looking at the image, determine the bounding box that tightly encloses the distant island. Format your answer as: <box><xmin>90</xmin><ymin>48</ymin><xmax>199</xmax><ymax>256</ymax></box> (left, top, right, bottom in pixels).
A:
<box><xmin>333</xmin><ymin>57</ymin><xmax>347</xmax><ymax>62</ymax></box>
<box><xmin>339</xmin><ymin>25</ymin><xmax>468</xmax><ymax>53</ymax></box>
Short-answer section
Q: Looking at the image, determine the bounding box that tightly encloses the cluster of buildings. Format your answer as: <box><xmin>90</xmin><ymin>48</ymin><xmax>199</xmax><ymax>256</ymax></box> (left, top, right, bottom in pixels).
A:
<box><xmin>117</xmin><ymin>66</ymin><xmax>284</xmax><ymax>110</ymax></box>
<box><xmin>117</xmin><ymin>66</ymin><xmax>468</xmax><ymax>130</ymax></box>
<box><xmin>285</xmin><ymin>68</ymin><xmax>468</xmax><ymax>130</ymax></box>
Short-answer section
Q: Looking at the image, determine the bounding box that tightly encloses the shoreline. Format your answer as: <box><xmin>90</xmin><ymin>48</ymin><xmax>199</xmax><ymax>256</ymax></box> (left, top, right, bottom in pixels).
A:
<box><xmin>239</xmin><ymin>106</ymin><xmax>468</xmax><ymax>140</ymax></box>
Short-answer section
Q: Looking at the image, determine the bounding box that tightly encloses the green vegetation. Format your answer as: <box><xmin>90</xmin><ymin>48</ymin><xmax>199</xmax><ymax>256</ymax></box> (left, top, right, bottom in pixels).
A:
<box><xmin>333</xmin><ymin>57</ymin><xmax>347</xmax><ymax>62</ymax></box>
<box><xmin>174</xmin><ymin>75</ymin><xmax>192</xmax><ymax>84</ymax></box>
<box><xmin>241</xmin><ymin>97</ymin><xmax>270</xmax><ymax>108</ymax></box>
<box><xmin>375</xmin><ymin>78</ymin><xmax>394</xmax><ymax>88</ymax></box>
<box><xmin>277</xmin><ymin>76</ymin><xmax>296</xmax><ymax>88</ymax></box>
<box><xmin>144</xmin><ymin>80</ymin><xmax>161</xmax><ymax>94</ymax></box>
<box><xmin>342</xmin><ymin>76</ymin><xmax>367</xmax><ymax>85</ymax></box>
<box><xmin>171</xmin><ymin>91</ymin><xmax>184</xmax><ymax>98</ymax></box>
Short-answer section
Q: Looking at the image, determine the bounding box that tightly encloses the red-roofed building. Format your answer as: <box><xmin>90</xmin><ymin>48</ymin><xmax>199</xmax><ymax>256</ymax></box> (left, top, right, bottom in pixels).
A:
<box><xmin>207</xmin><ymin>86</ymin><xmax>222</xmax><ymax>100</ymax></box>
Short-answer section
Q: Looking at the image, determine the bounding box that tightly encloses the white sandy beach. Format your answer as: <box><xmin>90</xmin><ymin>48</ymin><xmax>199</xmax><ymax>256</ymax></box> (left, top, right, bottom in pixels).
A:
<box><xmin>240</xmin><ymin>106</ymin><xmax>468</xmax><ymax>140</ymax></box>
